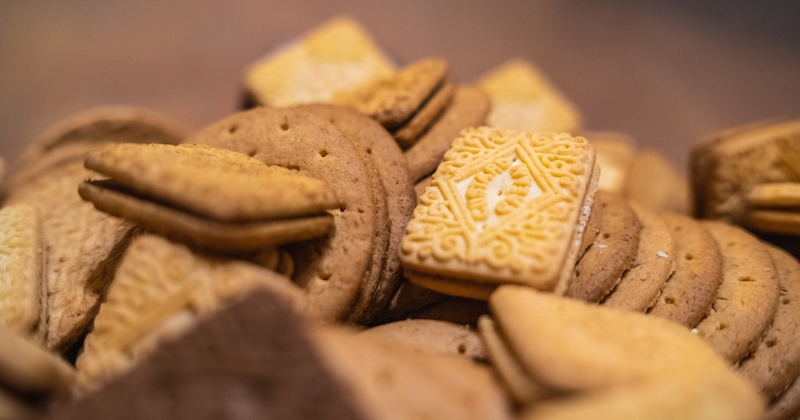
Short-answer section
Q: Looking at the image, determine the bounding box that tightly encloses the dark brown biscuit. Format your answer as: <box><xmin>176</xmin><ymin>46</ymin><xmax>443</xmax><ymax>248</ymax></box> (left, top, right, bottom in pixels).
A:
<box><xmin>602</xmin><ymin>202</ymin><xmax>674</xmax><ymax>312</ymax></box>
<box><xmin>404</xmin><ymin>86</ymin><xmax>490</xmax><ymax>182</ymax></box>
<box><xmin>566</xmin><ymin>191</ymin><xmax>641</xmax><ymax>303</ymax></box>
<box><xmin>297</xmin><ymin>104</ymin><xmax>416</xmax><ymax>324</ymax></box>
<box><xmin>695</xmin><ymin>221</ymin><xmax>780</xmax><ymax>364</ymax></box>
<box><xmin>185</xmin><ymin>107</ymin><xmax>383</xmax><ymax>323</ymax></box>
<box><xmin>739</xmin><ymin>244</ymin><xmax>800</xmax><ymax>399</ymax></box>
<box><xmin>377</xmin><ymin>280</ymin><xmax>446</xmax><ymax>323</ymax></box>
<box><xmin>393</xmin><ymin>81</ymin><xmax>456</xmax><ymax>149</ymax></box>
<box><xmin>407</xmin><ymin>296</ymin><xmax>489</xmax><ymax>329</ymax></box>
<box><xmin>648</xmin><ymin>212</ymin><xmax>723</xmax><ymax>327</ymax></box>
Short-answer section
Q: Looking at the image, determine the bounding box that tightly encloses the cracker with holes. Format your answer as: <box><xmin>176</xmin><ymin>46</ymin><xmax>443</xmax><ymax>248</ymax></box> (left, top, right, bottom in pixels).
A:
<box><xmin>80</xmin><ymin>143</ymin><xmax>338</xmax><ymax>252</ymax></box>
<box><xmin>738</xmin><ymin>244</ymin><xmax>800</xmax><ymax>400</ymax></box>
<box><xmin>333</xmin><ymin>58</ymin><xmax>449</xmax><ymax>128</ymax></box>
<box><xmin>694</xmin><ymin>221</ymin><xmax>780</xmax><ymax>364</ymax></box>
<box><xmin>74</xmin><ymin>234</ymin><xmax>305</xmax><ymax>394</ymax></box>
<box><xmin>186</xmin><ymin>107</ymin><xmax>389</xmax><ymax>323</ymax></box>
<box><xmin>0</xmin><ymin>205</ymin><xmax>44</xmax><ymax>338</ymax></box>
<box><xmin>477</xmin><ymin>59</ymin><xmax>582</xmax><ymax>134</ymax></box>
<box><xmin>401</xmin><ymin>127</ymin><xmax>598</xmax><ymax>296</ymax></box>
<box><xmin>359</xmin><ymin>319</ymin><xmax>485</xmax><ymax>361</ymax></box>
<box><xmin>482</xmin><ymin>286</ymin><xmax>763</xmax><ymax>419</ymax></box>
<box><xmin>404</xmin><ymin>86</ymin><xmax>491</xmax><ymax>182</ymax></box>
<box><xmin>648</xmin><ymin>212</ymin><xmax>723</xmax><ymax>327</ymax></box>
<box><xmin>565</xmin><ymin>191</ymin><xmax>641</xmax><ymax>302</ymax></box>
<box><xmin>602</xmin><ymin>201</ymin><xmax>675</xmax><ymax>312</ymax></box>
<box><xmin>243</xmin><ymin>17</ymin><xmax>395</xmax><ymax>108</ymax></box>
<box><xmin>297</xmin><ymin>104</ymin><xmax>416</xmax><ymax>324</ymax></box>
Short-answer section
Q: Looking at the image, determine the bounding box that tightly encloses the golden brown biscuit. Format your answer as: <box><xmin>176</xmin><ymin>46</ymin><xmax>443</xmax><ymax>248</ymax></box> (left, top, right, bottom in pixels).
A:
<box><xmin>602</xmin><ymin>202</ymin><xmax>674</xmax><ymax>312</ymax></box>
<box><xmin>738</xmin><ymin>244</ymin><xmax>800</xmax><ymax>399</ymax></box>
<box><xmin>624</xmin><ymin>150</ymin><xmax>689</xmax><ymax>214</ymax></box>
<box><xmin>648</xmin><ymin>212</ymin><xmax>723</xmax><ymax>327</ymax></box>
<box><xmin>244</xmin><ymin>17</ymin><xmax>395</xmax><ymax>108</ymax></box>
<box><xmin>0</xmin><ymin>323</ymin><xmax>75</xmax><ymax>398</ymax></box>
<box><xmin>74</xmin><ymin>234</ymin><xmax>305</xmax><ymax>394</ymax></box>
<box><xmin>694</xmin><ymin>221</ymin><xmax>780</xmax><ymax>363</ymax></box>
<box><xmin>186</xmin><ymin>107</ymin><xmax>385</xmax><ymax>322</ymax></box>
<box><xmin>402</xmin><ymin>128</ymin><xmax>597</xmax><ymax>294</ymax></box>
<box><xmin>359</xmin><ymin>319</ymin><xmax>485</xmax><ymax>361</ymax></box>
<box><xmin>566</xmin><ymin>191</ymin><xmax>641</xmax><ymax>302</ymax></box>
<box><xmin>477</xmin><ymin>59</ymin><xmax>582</xmax><ymax>134</ymax></box>
<box><xmin>393</xmin><ymin>81</ymin><xmax>456</xmax><ymax>149</ymax></box>
<box><xmin>297</xmin><ymin>104</ymin><xmax>416</xmax><ymax>324</ymax></box>
<box><xmin>0</xmin><ymin>205</ymin><xmax>43</xmax><ymax>337</ymax></box>
<box><xmin>334</xmin><ymin>58</ymin><xmax>449</xmax><ymax>127</ymax></box>
<box><xmin>404</xmin><ymin>86</ymin><xmax>490</xmax><ymax>182</ymax></box>
<box><xmin>583</xmin><ymin>131</ymin><xmax>636</xmax><ymax>193</ymax></box>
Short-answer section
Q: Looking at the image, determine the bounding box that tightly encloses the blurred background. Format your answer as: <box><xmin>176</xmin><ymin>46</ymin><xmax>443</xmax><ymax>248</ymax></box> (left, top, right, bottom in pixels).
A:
<box><xmin>1</xmin><ymin>0</ymin><xmax>798</xmax><ymax>172</ymax></box>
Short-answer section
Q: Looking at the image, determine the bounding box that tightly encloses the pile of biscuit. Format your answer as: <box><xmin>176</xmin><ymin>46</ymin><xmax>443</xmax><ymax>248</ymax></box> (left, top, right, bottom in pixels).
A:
<box><xmin>0</xmin><ymin>16</ymin><xmax>798</xmax><ymax>420</ymax></box>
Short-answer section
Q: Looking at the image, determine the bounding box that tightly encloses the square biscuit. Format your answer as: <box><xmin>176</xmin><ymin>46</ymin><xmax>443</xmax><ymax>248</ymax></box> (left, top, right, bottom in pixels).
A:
<box><xmin>400</xmin><ymin>127</ymin><xmax>596</xmax><ymax>292</ymax></box>
<box><xmin>245</xmin><ymin>17</ymin><xmax>395</xmax><ymax>107</ymax></box>
<box><xmin>478</xmin><ymin>59</ymin><xmax>582</xmax><ymax>134</ymax></box>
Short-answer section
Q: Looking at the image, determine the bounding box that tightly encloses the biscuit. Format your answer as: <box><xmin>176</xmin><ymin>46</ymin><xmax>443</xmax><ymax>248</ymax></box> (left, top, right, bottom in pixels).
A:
<box><xmin>0</xmin><ymin>323</ymin><xmax>75</xmax><ymax>398</ymax></box>
<box><xmin>393</xmin><ymin>81</ymin><xmax>456</xmax><ymax>149</ymax></box>
<box><xmin>244</xmin><ymin>17</ymin><xmax>395</xmax><ymax>108</ymax></box>
<box><xmin>57</xmin><ymin>290</ymin><xmax>367</xmax><ymax>420</ymax></box>
<box><xmin>744</xmin><ymin>182</ymin><xmax>800</xmax><ymax>209</ymax></box>
<box><xmin>297</xmin><ymin>104</ymin><xmax>417</xmax><ymax>324</ymax></box>
<box><xmin>566</xmin><ymin>191</ymin><xmax>641</xmax><ymax>302</ymax></box>
<box><xmin>0</xmin><ymin>156</ymin><xmax>5</xmax><ymax>186</ymax></box>
<box><xmin>414</xmin><ymin>174</ymin><xmax>431</xmax><ymax>198</ymax></box>
<box><xmin>478</xmin><ymin>315</ymin><xmax>554</xmax><ymax>405</ymax></box>
<box><xmin>6</xmin><ymin>162</ymin><xmax>137</xmax><ymax>351</ymax></box>
<box><xmin>477</xmin><ymin>59</ymin><xmax>582</xmax><ymax>134</ymax></box>
<box><xmin>738</xmin><ymin>244</ymin><xmax>800</xmax><ymax>399</ymax></box>
<box><xmin>186</xmin><ymin>107</ymin><xmax>386</xmax><ymax>322</ymax></box>
<box><xmin>602</xmin><ymin>202</ymin><xmax>674</xmax><ymax>312</ymax></box>
<box><xmin>766</xmin><ymin>377</ymin><xmax>800</xmax><ymax>420</ymax></box>
<box><xmin>84</xmin><ymin>143</ymin><xmax>340</xmax><ymax>221</ymax></box>
<box><xmin>376</xmin><ymin>280</ymin><xmax>445</xmax><ymax>323</ymax></box>
<box><xmin>359</xmin><ymin>319</ymin><xmax>485</xmax><ymax>361</ymax></box>
<box><xmin>623</xmin><ymin>150</ymin><xmax>689</xmax><ymax>214</ymax></box>
<box><xmin>648</xmin><ymin>212</ymin><xmax>723</xmax><ymax>327</ymax></box>
<box><xmin>690</xmin><ymin>119</ymin><xmax>800</xmax><ymax>222</ymax></box>
<box><xmin>583</xmin><ymin>131</ymin><xmax>635</xmax><ymax>193</ymax></box>
<box><xmin>74</xmin><ymin>234</ymin><xmax>305</xmax><ymax>393</ymax></box>
<box><xmin>743</xmin><ymin>210</ymin><xmax>800</xmax><ymax>236</ymax></box>
<box><xmin>0</xmin><ymin>205</ymin><xmax>44</xmax><ymax>337</ymax></box>
<box><xmin>488</xmin><ymin>285</ymin><xmax>751</xmax><ymax>392</ymax></box>
<box><xmin>333</xmin><ymin>58</ymin><xmax>449</xmax><ymax>127</ymax></box>
<box><xmin>694</xmin><ymin>221</ymin><xmax>780</xmax><ymax>363</ymax></box>
<box><xmin>79</xmin><ymin>181</ymin><xmax>334</xmax><ymax>252</ymax></box>
<box><xmin>401</xmin><ymin>128</ymin><xmax>597</xmax><ymax>293</ymax></box>
<box><xmin>407</xmin><ymin>296</ymin><xmax>490</xmax><ymax>328</ymax></box>
<box><xmin>6</xmin><ymin>106</ymin><xmax>186</xmax><ymax>195</ymax></box>
<box><xmin>404</xmin><ymin>269</ymin><xmax>498</xmax><ymax>301</ymax></box>
<box><xmin>404</xmin><ymin>86</ymin><xmax>490</xmax><ymax>182</ymax></box>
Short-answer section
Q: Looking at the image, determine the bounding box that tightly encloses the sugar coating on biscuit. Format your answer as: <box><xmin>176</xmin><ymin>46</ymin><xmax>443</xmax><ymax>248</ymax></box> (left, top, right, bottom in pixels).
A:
<box><xmin>0</xmin><ymin>205</ymin><xmax>41</xmax><ymax>334</ymax></box>
<box><xmin>245</xmin><ymin>17</ymin><xmax>395</xmax><ymax>107</ymax></box>
<box><xmin>401</xmin><ymin>127</ymin><xmax>595</xmax><ymax>290</ymax></box>
<box><xmin>478</xmin><ymin>59</ymin><xmax>582</xmax><ymax>134</ymax></box>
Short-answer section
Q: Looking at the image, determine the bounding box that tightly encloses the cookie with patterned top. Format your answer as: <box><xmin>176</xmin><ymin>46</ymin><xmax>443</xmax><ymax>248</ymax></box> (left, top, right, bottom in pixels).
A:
<box><xmin>400</xmin><ymin>127</ymin><xmax>598</xmax><ymax>294</ymax></box>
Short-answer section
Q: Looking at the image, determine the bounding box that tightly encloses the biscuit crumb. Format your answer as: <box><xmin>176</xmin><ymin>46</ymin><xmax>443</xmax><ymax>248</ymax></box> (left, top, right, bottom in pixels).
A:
<box><xmin>657</xmin><ymin>251</ymin><xmax>668</xmax><ymax>258</ymax></box>
<box><xmin>598</xmin><ymin>244</ymin><xmax>607</xmax><ymax>249</ymax></box>
<box><xmin>691</xmin><ymin>328</ymin><xmax>698</xmax><ymax>334</ymax></box>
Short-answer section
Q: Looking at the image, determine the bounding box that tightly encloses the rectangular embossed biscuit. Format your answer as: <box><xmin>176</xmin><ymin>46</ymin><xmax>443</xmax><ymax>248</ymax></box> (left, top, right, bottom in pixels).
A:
<box><xmin>400</xmin><ymin>127</ymin><xmax>596</xmax><ymax>292</ymax></box>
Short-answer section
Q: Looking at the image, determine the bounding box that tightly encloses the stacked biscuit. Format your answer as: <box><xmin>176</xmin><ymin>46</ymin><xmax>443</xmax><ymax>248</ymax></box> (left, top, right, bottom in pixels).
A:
<box><xmin>0</xmin><ymin>14</ymin><xmax>795</xmax><ymax>420</ymax></box>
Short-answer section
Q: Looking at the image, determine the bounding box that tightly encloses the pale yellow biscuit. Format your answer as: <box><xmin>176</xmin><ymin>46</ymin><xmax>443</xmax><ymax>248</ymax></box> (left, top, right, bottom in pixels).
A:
<box><xmin>583</xmin><ymin>131</ymin><xmax>635</xmax><ymax>193</ymax></box>
<box><xmin>0</xmin><ymin>205</ymin><xmax>43</xmax><ymax>337</ymax></box>
<box><xmin>477</xmin><ymin>59</ymin><xmax>582</xmax><ymax>134</ymax></box>
<box><xmin>401</xmin><ymin>128</ymin><xmax>597</xmax><ymax>292</ymax></box>
<box><xmin>74</xmin><ymin>234</ymin><xmax>305</xmax><ymax>394</ymax></box>
<box><xmin>244</xmin><ymin>17</ymin><xmax>395</xmax><ymax>107</ymax></box>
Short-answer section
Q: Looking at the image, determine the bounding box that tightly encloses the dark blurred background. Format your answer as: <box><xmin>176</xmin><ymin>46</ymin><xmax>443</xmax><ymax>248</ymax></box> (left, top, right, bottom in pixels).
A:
<box><xmin>1</xmin><ymin>0</ymin><xmax>798</xmax><ymax>172</ymax></box>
